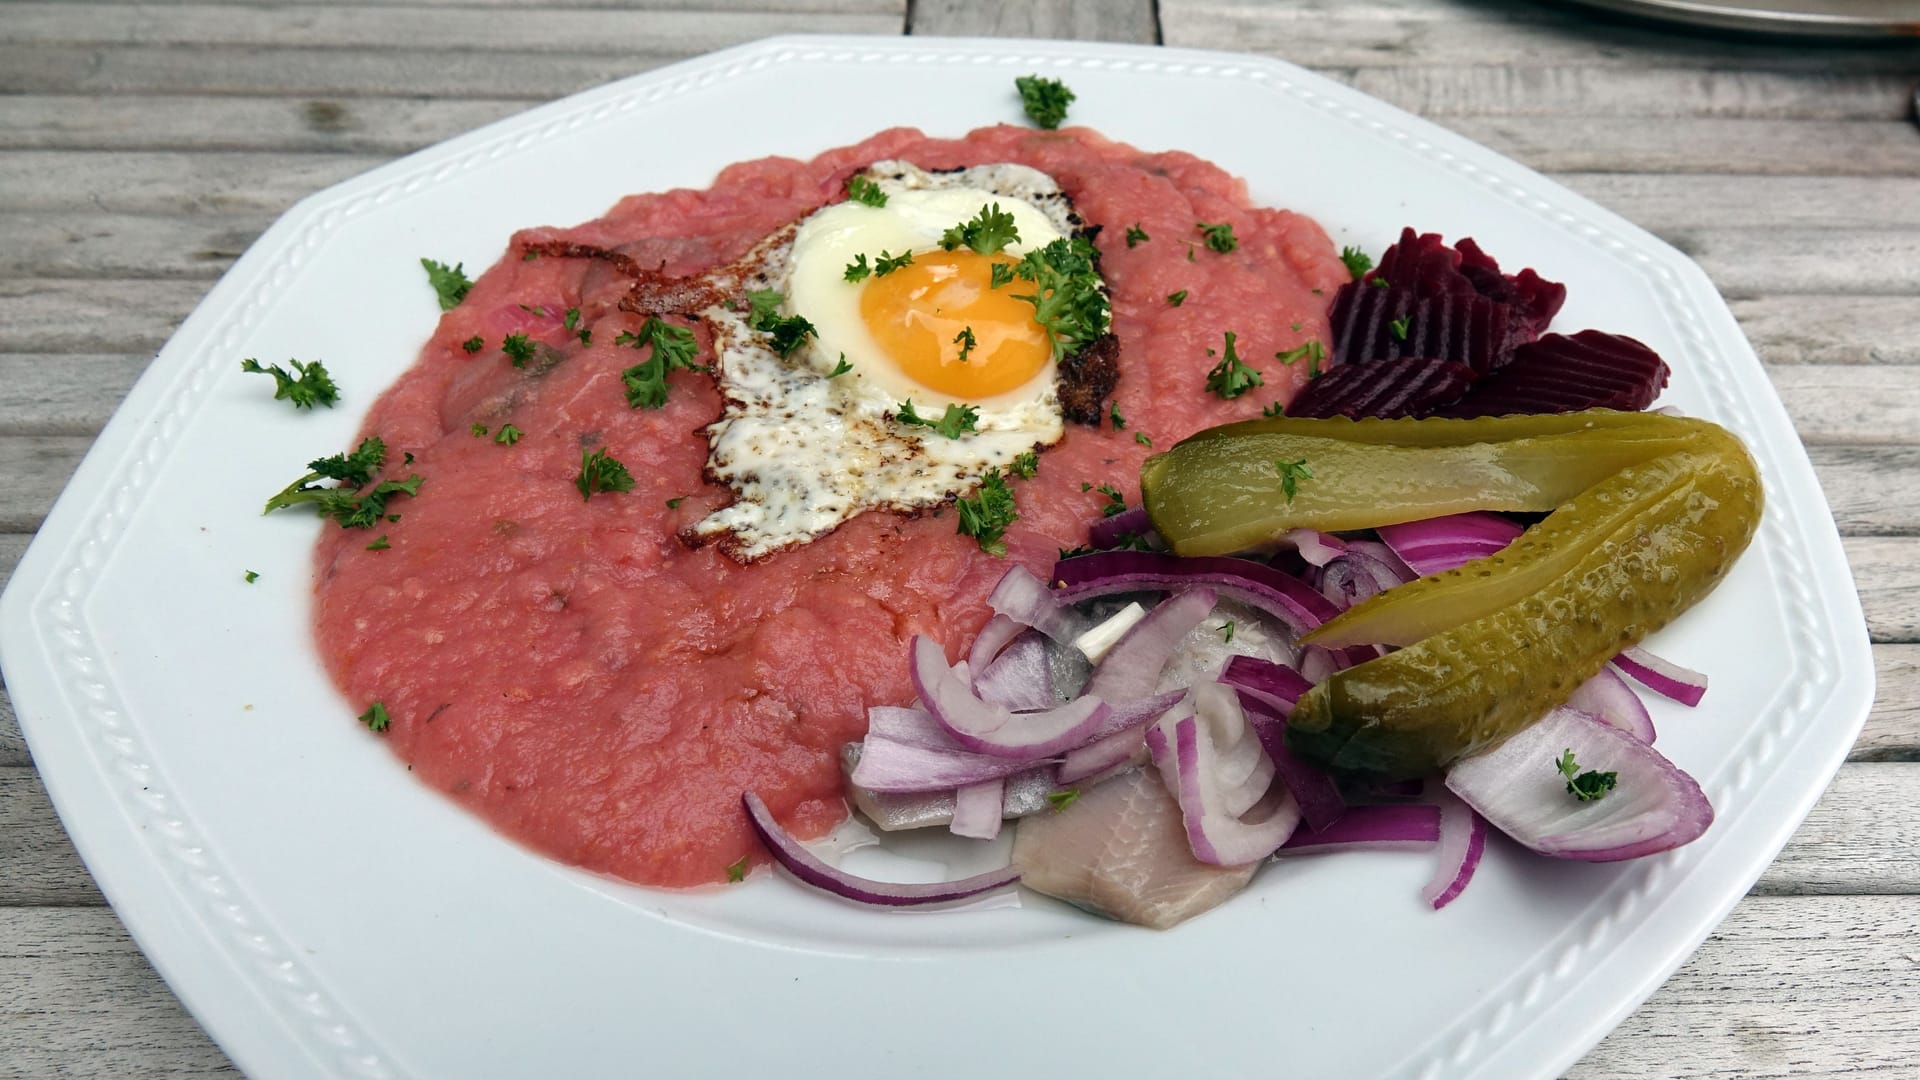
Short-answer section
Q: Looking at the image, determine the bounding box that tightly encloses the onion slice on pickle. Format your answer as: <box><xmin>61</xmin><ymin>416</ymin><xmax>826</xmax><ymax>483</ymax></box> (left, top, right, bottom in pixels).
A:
<box><xmin>743</xmin><ymin>792</ymin><xmax>1020</xmax><ymax>906</ymax></box>
<box><xmin>1445</xmin><ymin>707</ymin><xmax>1712</xmax><ymax>861</ymax></box>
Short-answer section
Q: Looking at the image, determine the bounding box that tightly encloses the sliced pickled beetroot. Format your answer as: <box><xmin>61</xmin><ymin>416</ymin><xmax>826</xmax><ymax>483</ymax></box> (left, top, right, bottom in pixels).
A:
<box><xmin>1433</xmin><ymin>330</ymin><xmax>1670</xmax><ymax>418</ymax></box>
<box><xmin>1327</xmin><ymin>283</ymin><xmax>1416</xmax><ymax>366</ymax></box>
<box><xmin>1456</xmin><ymin>238</ymin><xmax>1567</xmax><ymax>340</ymax></box>
<box><xmin>1329</xmin><ymin>287</ymin><xmax>1513</xmax><ymax>374</ymax></box>
<box><xmin>1286</xmin><ymin>357</ymin><xmax>1478</xmax><ymax>419</ymax></box>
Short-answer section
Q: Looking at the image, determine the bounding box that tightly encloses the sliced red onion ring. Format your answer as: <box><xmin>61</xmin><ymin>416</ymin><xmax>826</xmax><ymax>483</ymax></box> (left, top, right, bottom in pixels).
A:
<box><xmin>912</xmin><ymin>636</ymin><xmax>1109</xmax><ymax>759</ymax></box>
<box><xmin>951</xmin><ymin>779</ymin><xmax>1005</xmax><ymax>840</ymax></box>
<box><xmin>974</xmin><ymin>631</ymin><xmax>1057</xmax><ymax>712</ymax></box>
<box><xmin>1049</xmin><ymin>551</ymin><xmax>1339</xmax><ymax>637</ymax></box>
<box><xmin>1611</xmin><ymin>645</ymin><xmax>1708</xmax><ymax>707</ymax></box>
<box><xmin>1083</xmin><ymin>588</ymin><xmax>1219</xmax><ymax>703</ymax></box>
<box><xmin>1056</xmin><ymin>692</ymin><xmax>1185</xmax><ymax>784</ymax></box>
<box><xmin>1274</xmin><ymin>803</ymin><xmax>1440</xmax><ymax>852</ymax></box>
<box><xmin>1445</xmin><ymin>706</ymin><xmax>1713</xmax><ymax>861</ymax></box>
<box><xmin>1285</xmin><ymin>528</ymin><xmax>1347</xmax><ymax>568</ymax></box>
<box><xmin>1567</xmin><ymin>666</ymin><xmax>1656</xmax><ymax>744</ymax></box>
<box><xmin>987</xmin><ymin>564</ymin><xmax>1082</xmax><ymax>644</ymax></box>
<box><xmin>743</xmin><ymin>791</ymin><xmax>1019</xmax><ymax>906</ymax></box>
<box><xmin>1422</xmin><ymin>785</ymin><xmax>1486</xmax><ymax>910</ymax></box>
<box><xmin>1144</xmin><ymin>688</ymin><xmax>1299</xmax><ymax>866</ymax></box>
<box><xmin>1220</xmin><ymin>654</ymin><xmax>1314</xmax><ymax>714</ymax></box>
<box><xmin>1088</xmin><ymin>506</ymin><xmax>1155</xmax><ymax>549</ymax></box>
<box><xmin>1314</xmin><ymin>542</ymin><xmax>1415</xmax><ymax>610</ymax></box>
<box><xmin>848</xmin><ymin>734</ymin><xmax>1043</xmax><ymax>792</ymax></box>
<box><xmin>1241</xmin><ymin>694</ymin><xmax>1347</xmax><ymax>832</ymax></box>
<box><xmin>865</xmin><ymin>705</ymin><xmax>961</xmax><ymax>750</ymax></box>
<box><xmin>1377</xmin><ymin>512</ymin><xmax>1523</xmax><ymax>576</ymax></box>
<box><xmin>967</xmin><ymin>613</ymin><xmax>1026</xmax><ymax>673</ymax></box>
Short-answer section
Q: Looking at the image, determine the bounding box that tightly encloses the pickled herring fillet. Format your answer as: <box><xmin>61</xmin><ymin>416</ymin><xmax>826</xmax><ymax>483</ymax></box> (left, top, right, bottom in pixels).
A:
<box><xmin>1012</xmin><ymin>768</ymin><xmax>1256</xmax><ymax>929</ymax></box>
<box><xmin>1140</xmin><ymin>411</ymin><xmax>1763</xmax><ymax>779</ymax></box>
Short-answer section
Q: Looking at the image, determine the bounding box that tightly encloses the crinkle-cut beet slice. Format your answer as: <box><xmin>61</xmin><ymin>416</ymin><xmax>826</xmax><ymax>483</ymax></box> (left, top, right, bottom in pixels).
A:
<box><xmin>1328</xmin><ymin>281</ymin><xmax>1417</xmax><ymax>365</ymax></box>
<box><xmin>1432</xmin><ymin>330</ymin><xmax>1670</xmax><ymax>418</ymax></box>
<box><xmin>1457</xmin><ymin>238</ymin><xmax>1567</xmax><ymax>341</ymax></box>
<box><xmin>1286</xmin><ymin>357</ymin><xmax>1478</xmax><ymax>419</ymax></box>
<box><xmin>1363</xmin><ymin>229</ymin><xmax>1567</xmax><ymax>349</ymax></box>
<box><xmin>1369</xmin><ymin>228</ymin><xmax>1476</xmax><ymax>298</ymax></box>
<box><xmin>1330</xmin><ymin>285</ymin><xmax>1515</xmax><ymax>374</ymax></box>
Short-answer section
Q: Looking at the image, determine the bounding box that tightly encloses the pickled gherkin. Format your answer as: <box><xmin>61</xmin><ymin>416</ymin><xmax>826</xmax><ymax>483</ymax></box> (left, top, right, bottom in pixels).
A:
<box><xmin>1138</xmin><ymin>410</ymin><xmax>1762</xmax><ymax>779</ymax></box>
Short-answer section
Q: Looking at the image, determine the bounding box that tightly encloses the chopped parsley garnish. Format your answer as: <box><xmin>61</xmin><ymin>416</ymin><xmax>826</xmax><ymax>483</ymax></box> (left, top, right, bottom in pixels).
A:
<box><xmin>896</xmin><ymin>399</ymin><xmax>980</xmax><ymax>439</ymax></box>
<box><xmin>461</xmin><ymin>335</ymin><xmax>485</xmax><ymax>355</ymax></box>
<box><xmin>954</xmin><ymin>326</ymin><xmax>978</xmax><ymax>362</ymax></box>
<box><xmin>420</xmin><ymin>258</ymin><xmax>472</xmax><ymax>310</ymax></box>
<box><xmin>262</xmin><ymin>435</ymin><xmax>423</xmax><ymax>529</ymax></box>
<box><xmin>1125</xmin><ymin>224</ymin><xmax>1149</xmax><ymax>248</ymax></box>
<box><xmin>1204</xmin><ymin>331</ymin><xmax>1262</xmax><ymax>399</ymax></box>
<box><xmin>1009</xmin><ymin>450</ymin><xmax>1039</xmax><ymax>479</ymax></box>
<box><xmin>564</xmin><ymin>307</ymin><xmax>591</xmax><ymax>344</ymax></box>
<box><xmin>750</xmin><ymin>297</ymin><xmax>817</xmax><ymax>358</ymax></box>
<box><xmin>1058</xmin><ymin>545</ymin><xmax>1097</xmax><ymax>560</ymax></box>
<box><xmin>1274</xmin><ymin>339</ymin><xmax>1326</xmax><ymax>369</ymax></box>
<box><xmin>1292</xmin><ymin>321</ymin><xmax>1303</xmax><ymax>332</ymax></box>
<box><xmin>1339</xmin><ymin>245</ymin><xmax>1374</xmax><ymax>280</ymax></box>
<box><xmin>874</xmin><ymin>249</ymin><xmax>915</xmax><ymax>276</ymax></box>
<box><xmin>1015</xmin><ymin>74</ymin><xmax>1075</xmax><ymax>130</ymax></box>
<box><xmin>617</xmin><ymin>316</ymin><xmax>707</xmax><ymax>409</ymax></box>
<box><xmin>828</xmin><ymin>355</ymin><xmax>854</xmax><ymax>378</ymax></box>
<box><xmin>1217</xmin><ymin>621</ymin><xmax>1235</xmax><ymax>643</ymax></box>
<box><xmin>1046</xmin><ymin>787</ymin><xmax>1081</xmax><ymax>812</ymax></box>
<box><xmin>1095</xmin><ymin>482</ymin><xmax>1126</xmax><ymax>517</ymax></box>
<box><xmin>956</xmin><ymin>468</ymin><xmax>1018</xmax><ymax>557</ymax></box>
<box><xmin>1261</xmin><ymin>400</ymin><xmax>1286</xmax><ymax>418</ymax></box>
<box><xmin>843</xmin><ymin>253</ymin><xmax>871</xmax><ymax>283</ymax></box>
<box><xmin>1167</xmin><ymin>289</ymin><xmax>1188</xmax><ymax>307</ymax></box>
<box><xmin>494</xmin><ymin>424</ymin><xmax>522</xmax><ymax>445</ymax></box>
<box><xmin>471</xmin><ymin>423</ymin><xmax>489</xmax><ymax>437</ymax></box>
<box><xmin>746</xmin><ymin>288</ymin><xmax>783</xmax><ymax>326</ymax></box>
<box><xmin>1274</xmin><ymin>458</ymin><xmax>1313</xmax><ymax>503</ymax></box>
<box><xmin>846</xmin><ymin>175</ymin><xmax>888</xmax><ymax>208</ymax></box>
<box><xmin>366</xmin><ymin>535</ymin><xmax>390</xmax><ymax>551</ymax></box>
<box><xmin>989</xmin><ymin>262</ymin><xmax>1015</xmax><ymax>289</ymax></box>
<box><xmin>520</xmin><ymin>304</ymin><xmax>547</xmax><ymax>318</ymax></box>
<box><xmin>1556</xmin><ymin>749</ymin><xmax>1618</xmax><ymax>802</ymax></box>
<box><xmin>941</xmin><ymin>203</ymin><xmax>1021</xmax><ymax>256</ymax></box>
<box><xmin>501</xmin><ymin>332</ymin><xmax>536</xmax><ymax>368</ymax></box>
<box><xmin>359</xmin><ymin>701</ymin><xmax>391</xmax><ymax>733</ymax></box>
<box><xmin>1389</xmin><ymin>315</ymin><xmax>1410</xmax><ymax>341</ymax></box>
<box><xmin>1113</xmin><ymin>532</ymin><xmax>1155</xmax><ymax>551</ymax></box>
<box><xmin>575</xmin><ymin>446</ymin><xmax>635</xmax><ymax>501</ymax></box>
<box><xmin>239</xmin><ymin>357</ymin><xmax>339</xmax><ymax>410</ymax></box>
<box><xmin>243</xmin><ymin>570</ymin><xmax>259</xmax><ymax>584</ymax></box>
<box><xmin>1135</xmin><ymin>431</ymin><xmax>1152</xmax><ymax>447</ymax></box>
<box><xmin>666</xmin><ymin>496</ymin><xmax>685</xmax><ymax>509</ymax></box>
<box><xmin>725</xmin><ymin>855</ymin><xmax>750</xmax><ymax>883</ymax></box>
<box><xmin>1371</xmin><ymin>277</ymin><xmax>1391</xmax><ymax>289</ymax></box>
<box><xmin>1007</xmin><ymin>236</ymin><xmax>1110</xmax><ymax>363</ymax></box>
<box><xmin>1197</xmin><ymin>222</ymin><xmax>1238</xmax><ymax>253</ymax></box>
<box><xmin>1108</xmin><ymin>401</ymin><xmax>1126</xmax><ymax>430</ymax></box>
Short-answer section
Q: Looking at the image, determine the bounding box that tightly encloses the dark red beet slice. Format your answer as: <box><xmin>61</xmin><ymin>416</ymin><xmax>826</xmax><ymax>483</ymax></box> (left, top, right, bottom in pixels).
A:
<box><xmin>1456</xmin><ymin>238</ymin><xmax>1566</xmax><ymax>340</ymax></box>
<box><xmin>1286</xmin><ymin>357</ymin><xmax>1478</xmax><ymax>419</ymax></box>
<box><xmin>1329</xmin><ymin>286</ymin><xmax>1513</xmax><ymax>374</ymax></box>
<box><xmin>1431</xmin><ymin>330</ymin><xmax>1670</xmax><ymax>418</ymax></box>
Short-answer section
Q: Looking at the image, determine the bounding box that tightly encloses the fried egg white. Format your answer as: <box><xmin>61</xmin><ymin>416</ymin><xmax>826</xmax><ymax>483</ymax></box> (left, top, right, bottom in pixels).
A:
<box><xmin>690</xmin><ymin>161</ymin><xmax>1100</xmax><ymax>561</ymax></box>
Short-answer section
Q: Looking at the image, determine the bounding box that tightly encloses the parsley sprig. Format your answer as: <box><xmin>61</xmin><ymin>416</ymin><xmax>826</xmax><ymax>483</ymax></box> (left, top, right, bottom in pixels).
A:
<box><xmin>1556</xmin><ymin>749</ymin><xmax>1618</xmax><ymax>802</ymax></box>
<box><xmin>240</xmin><ymin>357</ymin><xmax>339</xmax><ymax>410</ymax></box>
<box><xmin>954</xmin><ymin>326</ymin><xmax>977</xmax><ymax>362</ymax></box>
<box><xmin>263</xmin><ymin>436</ymin><xmax>423</xmax><ymax>529</ymax></box>
<box><xmin>615</xmin><ymin>316</ymin><xmax>707</xmax><ymax>409</ymax></box>
<box><xmin>1204</xmin><ymin>331</ymin><xmax>1263</xmax><ymax>399</ymax></box>
<box><xmin>1340</xmin><ymin>245</ymin><xmax>1374</xmax><ymax>280</ymax></box>
<box><xmin>1015</xmin><ymin>74</ymin><xmax>1076</xmax><ymax>130</ymax></box>
<box><xmin>874</xmin><ymin>249</ymin><xmax>914</xmax><ymax>276</ymax></box>
<box><xmin>420</xmin><ymin>258</ymin><xmax>472</xmax><ymax>310</ymax></box>
<box><xmin>743</xmin><ymin>289</ymin><xmax>817</xmax><ymax>357</ymax></box>
<box><xmin>941</xmin><ymin>203</ymin><xmax>1021</xmax><ymax>256</ymax></box>
<box><xmin>1274</xmin><ymin>458</ymin><xmax>1313</xmax><ymax>503</ymax></box>
<box><xmin>1124</xmin><ymin>224</ymin><xmax>1149</xmax><ymax>248</ymax></box>
<box><xmin>846</xmin><ymin>175</ymin><xmax>888</xmax><ymax>208</ymax></box>
<box><xmin>956</xmin><ymin>468</ymin><xmax>1018</xmax><ymax>557</ymax></box>
<box><xmin>575</xmin><ymin>446</ymin><xmax>635</xmax><ymax>500</ymax></box>
<box><xmin>1197</xmin><ymin>222</ymin><xmax>1238</xmax><ymax>253</ymax></box>
<box><xmin>844</xmin><ymin>253</ymin><xmax>871</xmax><ymax>283</ymax></box>
<box><xmin>896</xmin><ymin>399</ymin><xmax>980</xmax><ymax>439</ymax></box>
<box><xmin>1008</xmin><ymin>236</ymin><xmax>1110</xmax><ymax>363</ymax></box>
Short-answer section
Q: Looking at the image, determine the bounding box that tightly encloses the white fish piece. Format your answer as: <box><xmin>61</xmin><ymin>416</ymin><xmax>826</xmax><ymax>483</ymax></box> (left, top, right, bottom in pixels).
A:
<box><xmin>1012</xmin><ymin>767</ymin><xmax>1257</xmax><ymax>930</ymax></box>
<box><xmin>840</xmin><ymin>743</ymin><xmax>1059</xmax><ymax>831</ymax></box>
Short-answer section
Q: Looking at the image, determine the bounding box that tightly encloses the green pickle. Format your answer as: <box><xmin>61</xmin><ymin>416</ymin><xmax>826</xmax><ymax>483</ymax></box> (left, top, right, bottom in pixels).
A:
<box><xmin>1139</xmin><ymin>410</ymin><xmax>1763</xmax><ymax>779</ymax></box>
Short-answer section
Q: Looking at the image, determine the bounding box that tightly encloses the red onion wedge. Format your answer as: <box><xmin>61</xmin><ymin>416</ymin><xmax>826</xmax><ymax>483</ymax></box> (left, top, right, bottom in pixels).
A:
<box><xmin>1049</xmin><ymin>551</ymin><xmax>1339</xmax><ymax>637</ymax></box>
<box><xmin>951</xmin><ymin>779</ymin><xmax>1005</xmax><ymax>840</ymax></box>
<box><xmin>1056</xmin><ymin>691</ymin><xmax>1185</xmax><ymax>784</ymax></box>
<box><xmin>1241</xmin><ymin>693</ymin><xmax>1347</xmax><ymax>832</ymax></box>
<box><xmin>742</xmin><ymin>792</ymin><xmax>1020</xmax><ymax>906</ymax></box>
<box><xmin>1445</xmin><ymin>707</ymin><xmax>1713</xmax><ymax>861</ymax></box>
<box><xmin>987</xmin><ymin>564</ymin><xmax>1082</xmax><ymax>644</ymax></box>
<box><xmin>1314</xmin><ymin>542</ymin><xmax>1415</xmax><ymax>610</ymax></box>
<box><xmin>911</xmin><ymin>636</ymin><xmax>1109</xmax><ymax>760</ymax></box>
<box><xmin>1275</xmin><ymin>803</ymin><xmax>1440</xmax><ymax>853</ymax></box>
<box><xmin>1566</xmin><ymin>666</ymin><xmax>1656</xmax><ymax>744</ymax></box>
<box><xmin>1285</xmin><ymin>528</ymin><xmax>1347</xmax><ymax>568</ymax></box>
<box><xmin>1422</xmin><ymin>786</ymin><xmax>1486</xmax><ymax>910</ymax></box>
<box><xmin>1220</xmin><ymin>654</ymin><xmax>1314</xmax><ymax>715</ymax></box>
<box><xmin>966</xmin><ymin>613</ymin><xmax>1026</xmax><ymax>673</ymax></box>
<box><xmin>1377</xmin><ymin>512</ymin><xmax>1523</xmax><ymax>577</ymax></box>
<box><xmin>1145</xmin><ymin>685</ymin><xmax>1299</xmax><ymax>866</ymax></box>
<box><xmin>1611</xmin><ymin>645</ymin><xmax>1708</xmax><ymax>707</ymax></box>
<box><xmin>848</xmin><ymin>734</ymin><xmax>1044</xmax><ymax>793</ymax></box>
<box><xmin>1056</xmin><ymin>591</ymin><xmax>1220</xmax><ymax>783</ymax></box>
<box><xmin>973</xmin><ymin>631</ymin><xmax>1057</xmax><ymax>712</ymax></box>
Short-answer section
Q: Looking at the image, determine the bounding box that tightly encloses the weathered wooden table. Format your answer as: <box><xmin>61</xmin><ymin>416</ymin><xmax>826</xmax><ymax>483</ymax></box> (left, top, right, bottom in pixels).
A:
<box><xmin>2</xmin><ymin>1</ymin><xmax>1915</xmax><ymax>1075</ymax></box>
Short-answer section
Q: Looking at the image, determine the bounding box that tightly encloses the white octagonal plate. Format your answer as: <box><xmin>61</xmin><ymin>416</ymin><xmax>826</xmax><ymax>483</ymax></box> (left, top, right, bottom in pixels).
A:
<box><xmin>0</xmin><ymin>36</ymin><xmax>1873</xmax><ymax>1080</ymax></box>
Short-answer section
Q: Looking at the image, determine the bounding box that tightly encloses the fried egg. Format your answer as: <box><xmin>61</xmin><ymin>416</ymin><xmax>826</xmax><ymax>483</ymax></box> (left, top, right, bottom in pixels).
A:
<box><xmin>689</xmin><ymin>161</ymin><xmax>1102</xmax><ymax>560</ymax></box>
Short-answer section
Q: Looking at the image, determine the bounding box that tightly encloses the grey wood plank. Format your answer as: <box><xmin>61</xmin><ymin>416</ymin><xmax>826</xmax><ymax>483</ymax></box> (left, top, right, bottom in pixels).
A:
<box><xmin>1344</xmin><ymin>65</ymin><xmax>1919</xmax><ymax>122</ymax></box>
<box><xmin>0</xmin><ymin>4</ymin><xmax>902</xmax><ymax>51</ymax></box>
<box><xmin>1772</xmin><ymin>366</ymin><xmax>1920</xmax><ymax>446</ymax></box>
<box><xmin>1</xmin><ymin>896</ymin><xmax>1913</xmax><ymax>1077</ymax></box>
<box><xmin>5</xmin><ymin>0</ymin><xmax>899</xmax><ymax>7</ymax></box>
<box><xmin>0</xmin><ymin>151</ymin><xmax>387</xmax><ymax>214</ymax></box>
<box><xmin>0</xmin><ymin>95</ymin><xmax>527</xmax><ymax>155</ymax></box>
<box><xmin>1846</xmin><ymin>537</ymin><xmax>1920</xmax><ymax>643</ymax></box>
<box><xmin>0</xmin><ymin>213</ymin><xmax>271</xmax><ymax>280</ymax></box>
<box><xmin>1463</xmin><ymin>119</ymin><xmax>1920</xmax><ymax>179</ymax></box>
<box><xmin>1563</xmin><ymin>174</ymin><xmax>1920</xmax><ymax>229</ymax></box>
<box><xmin>0</xmin><ymin>437</ymin><xmax>92</xmax><ymax>532</ymax></box>
<box><xmin>1852</xmin><ymin>644</ymin><xmax>1920</xmax><ymax>763</ymax></box>
<box><xmin>0</xmin><ymin>280</ymin><xmax>200</xmax><ymax>354</ymax></box>
<box><xmin>909</xmin><ymin>0</ymin><xmax>1158</xmax><ymax>41</ymax></box>
<box><xmin>1676</xmin><ymin>228</ymin><xmax>1920</xmax><ymax>298</ymax></box>
<box><xmin>1162</xmin><ymin>0</ymin><xmax>1920</xmax><ymax>72</ymax></box>
<box><xmin>1567</xmin><ymin>894</ymin><xmax>1920</xmax><ymax>1078</ymax></box>
<box><xmin>1733</xmin><ymin>296</ymin><xmax>1920</xmax><ymax>367</ymax></box>
<box><xmin>0</xmin><ymin>356</ymin><xmax>152</xmax><ymax>437</ymax></box>
<box><xmin>0</xmin><ymin>770</ymin><xmax>103</xmax><ymax>906</ymax></box>
<box><xmin>1810</xmin><ymin>445</ymin><xmax>1920</xmax><ymax>535</ymax></box>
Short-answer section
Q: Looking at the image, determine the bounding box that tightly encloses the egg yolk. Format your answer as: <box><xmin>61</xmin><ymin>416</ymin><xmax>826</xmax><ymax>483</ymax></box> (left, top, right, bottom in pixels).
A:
<box><xmin>858</xmin><ymin>250</ymin><xmax>1051</xmax><ymax>399</ymax></box>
